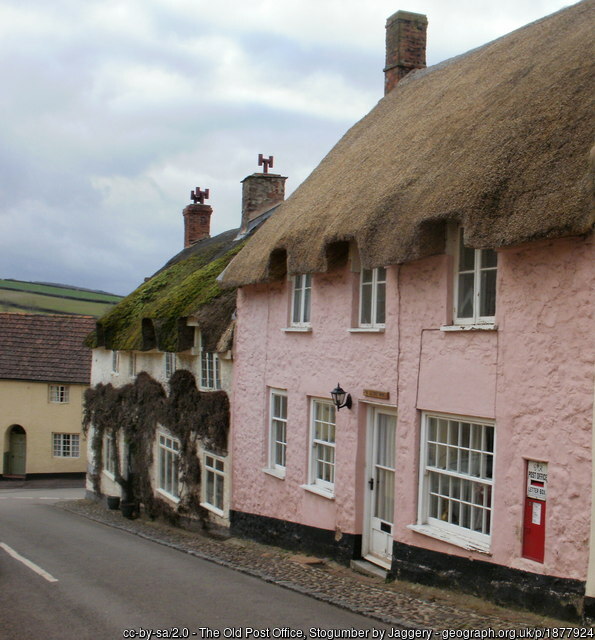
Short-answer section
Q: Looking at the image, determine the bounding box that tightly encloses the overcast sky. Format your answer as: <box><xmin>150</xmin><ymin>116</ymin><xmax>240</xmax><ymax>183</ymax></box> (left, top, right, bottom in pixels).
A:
<box><xmin>0</xmin><ymin>0</ymin><xmax>577</xmax><ymax>296</ymax></box>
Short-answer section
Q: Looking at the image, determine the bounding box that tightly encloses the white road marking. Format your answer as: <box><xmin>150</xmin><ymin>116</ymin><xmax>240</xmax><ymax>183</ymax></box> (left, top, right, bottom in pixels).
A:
<box><xmin>0</xmin><ymin>542</ymin><xmax>58</xmax><ymax>583</ymax></box>
<box><xmin>0</xmin><ymin>496</ymin><xmax>64</xmax><ymax>500</ymax></box>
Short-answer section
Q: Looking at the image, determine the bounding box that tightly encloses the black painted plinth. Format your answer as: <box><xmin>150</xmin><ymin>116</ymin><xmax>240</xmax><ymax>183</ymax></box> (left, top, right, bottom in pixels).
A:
<box><xmin>230</xmin><ymin>510</ymin><xmax>361</xmax><ymax>565</ymax></box>
<box><xmin>391</xmin><ymin>540</ymin><xmax>585</xmax><ymax>622</ymax></box>
<box><xmin>583</xmin><ymin>596</ymin><xmax>595</xmax><ymax>625</ymax></box>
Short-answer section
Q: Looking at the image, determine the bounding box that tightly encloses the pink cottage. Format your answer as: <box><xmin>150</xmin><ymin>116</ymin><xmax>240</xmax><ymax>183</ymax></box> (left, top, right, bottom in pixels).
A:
<box><xmin>221</xmin><ymin>2</ymin><xmax>594</xmax><ymax>621</ymax></box>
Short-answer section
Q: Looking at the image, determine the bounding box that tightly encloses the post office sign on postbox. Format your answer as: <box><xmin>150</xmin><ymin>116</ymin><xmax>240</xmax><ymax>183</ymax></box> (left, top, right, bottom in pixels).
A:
<box><xmin>527</xmin><ymin>461</ymin><xmax>548</xmax><ymax>501</ymax></box>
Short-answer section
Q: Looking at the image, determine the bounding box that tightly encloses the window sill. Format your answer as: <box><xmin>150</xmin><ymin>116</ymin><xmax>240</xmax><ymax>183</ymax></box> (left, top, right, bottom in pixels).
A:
<box><xmin>263</xmin><ymin>468</ymin><xmax>286</xmax><ymax>480</ymax></box>
<box><xmin>407</xmin><ymin>524</ymin><xmax>491</xmax><ymax>555</ymax></box>
<box><xmin>440</xmin><ymin>324</ymin><xmax>497</xmax><ymax>332</ymax></box>
<box><xmin>282</xmin><ymin>326</ymin><xmax>312</xmax><ymax>333</ymax></box>
<box><xmin>156</xmin><ymin>488</ymin><xmax>180</xmax><ymax>504</ymax></box>
<box><xmin>300</xmin><ymin>484</ymin><xmax>335</xmax><ymax>500</ymax></box>
<box><xmin>348</xmin><ymin>327</ymin><xmax>385</xmax><ymax>334</ymax></box>
<box><xmin>200</xmin><ymin>501</ymin><xmax>225</xmax><ymax>518</ymax></box>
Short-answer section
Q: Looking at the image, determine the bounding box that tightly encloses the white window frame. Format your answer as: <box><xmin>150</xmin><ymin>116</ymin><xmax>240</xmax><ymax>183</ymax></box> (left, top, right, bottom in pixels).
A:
<box><xmin>413</xmin><ymin>412</ymin><xmax>495</xmax><ymax>553</ymax></box>
<box><xmin>291</xmin><ymin>274</ymin><xmax>312</xmax><ymax>327</ymax></box>
<box><xmin>201</xmin><ymin>452</ymin><xmax>226</xmax><ymax>516</ymax></box>
<box><xmin>157</xmin><ymin>431</ymin><xmax>180</xmax><ymax>501</ymax></box>
<box><xmin>103</xmin><ymin>433</ymin><xmax>117</xmax><ymax>478</ymax></box>
<box><xmin>164</xmin><ymin>352</ymin><xmax>176</xmax><ymax>379</ymax></box>
<box><xmin>359</xmin><ymin>267</ymin><xmax>387</xmax><ymax>328</ymax></box>
<box><xmin>53</xmin><ymin>433</ymin><xmax>80</xmax><ymax>458</ymax></box>
<box><xmin>48</xmin><ymin>384</ymin><xmax>69</xmax><ymax>404</ymax></box>
<box><xmin>128</xmin><ymin>352</ymin><xmax>137</xmax><ymax>377</ymax></box>
<box><xmin>305</xmin><ymin>398</ymin><xmax>336</xmax><ymax>497</ymax></box>
<box><xmin>453</xmin><ymin>227</ymin><xmax>497</xmax><ymax>326</ymax></box>
<box><xmin>111</xmin><ymin>350</ymin><xmax>120</xmax><ymax>374</ymax></box>
<box><xmin>267</xmin><ymin>389</ymin><xmax>287</xmax><ymax>477</ymax></box>
<box><xmin>200</xmin><ymin>339</ymin><xmax>221</xmax><ymax>390</ymax></box>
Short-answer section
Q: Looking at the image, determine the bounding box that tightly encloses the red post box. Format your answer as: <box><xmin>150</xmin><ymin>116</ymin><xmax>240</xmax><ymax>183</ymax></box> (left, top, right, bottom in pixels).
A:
<box><xmin>522</xmin><ymin>460</ymin><xmax>548</xmax><ymax>563</ymax></box>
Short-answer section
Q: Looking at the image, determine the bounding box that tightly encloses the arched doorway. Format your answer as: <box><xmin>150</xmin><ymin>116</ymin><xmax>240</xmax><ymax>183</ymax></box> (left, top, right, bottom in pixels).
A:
<box><xmin>6</xmin><ymin>425</ymin><xmax>26</xmax><ymax>476</ymax></box>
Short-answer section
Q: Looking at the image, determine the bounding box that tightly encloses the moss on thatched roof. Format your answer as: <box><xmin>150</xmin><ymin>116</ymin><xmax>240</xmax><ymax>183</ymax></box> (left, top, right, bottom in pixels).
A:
<box><xmin>89</xmin><ymin>229</ymin><xmax>243</xmax><ymax>352</ymax></box>
<box><xmin>222</xmin><ymin>0</ymin><xmax>594</xmax><ymax>287</ymax></box>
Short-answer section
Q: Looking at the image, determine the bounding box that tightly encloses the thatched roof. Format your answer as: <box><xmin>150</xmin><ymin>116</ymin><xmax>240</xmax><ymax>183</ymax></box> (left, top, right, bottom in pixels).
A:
<box><xmin>221</xmin><ymin>0</ymin><xmax>594</xmax><ymax>287</ymax></box>
<box><xmin>89</xmin><ymin>229</ymin><xmax>244</xmax><ymax>352</ymax></box>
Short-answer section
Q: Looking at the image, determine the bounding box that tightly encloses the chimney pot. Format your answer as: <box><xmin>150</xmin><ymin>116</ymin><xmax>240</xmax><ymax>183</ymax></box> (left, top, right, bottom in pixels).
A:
<box><xmin>384</xmin><ymin>10</ymin><xmax>428</xmax><ymax>94</ymax></box>
<box><xmin>240</xmin><ymin>173</ymin><xmax>286</xmax><ymax>234</ymax></box>
<box><xmin>183</xmin><ymin>203</ymin><xmax>212</xmax><ymax>248</ymax></box>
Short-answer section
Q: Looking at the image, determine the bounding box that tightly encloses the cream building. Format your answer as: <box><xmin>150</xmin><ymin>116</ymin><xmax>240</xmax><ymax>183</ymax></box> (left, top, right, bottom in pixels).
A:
<box><xmin>0</xmin><ymin>313</ymin><xmax>95</xmax><ymax>477</ymax></box>
<box><xmin>84</xmin><ymin>164</ymin><xmax>285</xmax><ymax>530</ymax></box>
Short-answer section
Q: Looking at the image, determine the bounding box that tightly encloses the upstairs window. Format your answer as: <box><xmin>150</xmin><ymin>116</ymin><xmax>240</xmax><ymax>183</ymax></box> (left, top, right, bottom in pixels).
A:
<box><xmin>164</xmin><ymin>352</ymin><xmax>176</xmax><ymax>379</ymax></box>
<box><xmin>111</xmin><ymin>350</ymin><xmax>120</xmax><ymax>374</ymax></box>
<box><xmin>197</xmin><ymin>332</ymin><xmax>221</xmax><ymax>390</ymax></box>
<box><xmin>201</xmin><ymin>350</ymin><xmax>221</xmax><ymax>390</ymax></box>
<box><xmin>359</xmin><ymin>267</ymin><xmax>386</xmax><ymax>328</ymax></box>
<box><xmin>128</xmin><ymin>352</ymin><xmax>137</xmax><ymax>377</ymax></box>
<box><xmin>455</xmin><ymin>228</ymin><xmax>497</xmax><ymax>324</ymax></box>
<box><xmin>291</xmin><ymin>274</ymin><xmax>312</xmax><ymax>326</ymax></box>
<box><xmin>49</xmin><ymin>384</ymin><xmax>69</xmax><ymax>403</ymax></box>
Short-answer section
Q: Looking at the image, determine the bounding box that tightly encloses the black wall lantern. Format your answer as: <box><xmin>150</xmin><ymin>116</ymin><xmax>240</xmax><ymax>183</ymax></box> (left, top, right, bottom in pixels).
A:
<box><xmin>330</xmin><ymin>383</ymin><xmax>352</xmax><ymax>411</ymax></box>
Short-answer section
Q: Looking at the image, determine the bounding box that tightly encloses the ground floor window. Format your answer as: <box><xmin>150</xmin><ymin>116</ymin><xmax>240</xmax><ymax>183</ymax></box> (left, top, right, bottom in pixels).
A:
<box><xmin>269</xmin><ymin>389</ymin><xmax>287</xmax><ymax>474</ymax></box>
<box><xmin>308</xmin><ymin>399</ymin><xmax>336</xmax><ymax>494</ymax></box>
<box><xmin>418</xmin><ymin>412</ymin><xmax>495</xmax><ymax>549</ymax></box>
<box><xmin>158</xmin><ymin>432</ymin><xmax>180</xmax><ymax>499</ymax></box>
<box><xmin>53</xmin><ymin>433</ymin><xmax>80</xmax><ymax>457</ymax></box>
<box><xmin>103</xmin><ymin>433</ymin><xmax>117</xmax><ymax>475</ymax></box>
<box><xmin>202</xmin><ymin>452</ymin><xmax>225</xmax><ymax>515</ymax></box>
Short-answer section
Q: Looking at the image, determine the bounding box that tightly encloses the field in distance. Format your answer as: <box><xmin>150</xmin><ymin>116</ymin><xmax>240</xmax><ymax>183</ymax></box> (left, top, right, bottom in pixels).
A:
<box><xmin>0</xmin><ymin>279</ymin><xmax>122</xmax><ymax>318</ymax></box>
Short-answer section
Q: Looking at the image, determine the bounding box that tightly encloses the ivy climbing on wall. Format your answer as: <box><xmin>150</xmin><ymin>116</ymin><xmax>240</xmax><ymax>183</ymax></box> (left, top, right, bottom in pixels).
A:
<box><xmin>82</xmin><ymin>369</ymin><xmax>230</xmax><ymax>526</ymax></box>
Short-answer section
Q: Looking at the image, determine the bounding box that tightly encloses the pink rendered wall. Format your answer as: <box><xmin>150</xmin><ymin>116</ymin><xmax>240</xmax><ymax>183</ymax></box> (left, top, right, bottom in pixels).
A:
<box><xmin>232</xmin><ymin>266</ymin><xmax>400</xmax><ymax>535</ymax></box>
<box><xmin>231</xmin><ymin>235</ymin><xmax>594</xmax><ymax>580</ymax></box>
<box><xmin>493</xmin><ymin>237</ymin><xmax>594</xmax><ymax>578</ymax></box>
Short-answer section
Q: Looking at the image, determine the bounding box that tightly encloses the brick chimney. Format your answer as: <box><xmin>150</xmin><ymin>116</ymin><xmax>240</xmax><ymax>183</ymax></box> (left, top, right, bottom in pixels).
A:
<box><xmin>240</xmin><ymin>172</ymin><xmax>286</xmax><ymax>234</ymax></box>
<box><xmin>384</xmin><ymin>10</ymin><xmax>428</xmax><ymax>95</ymax></box>
<box><xmin>183</xmin><ymin>203</ymin><xmax>212</xmax><ymax>248</ymax></box>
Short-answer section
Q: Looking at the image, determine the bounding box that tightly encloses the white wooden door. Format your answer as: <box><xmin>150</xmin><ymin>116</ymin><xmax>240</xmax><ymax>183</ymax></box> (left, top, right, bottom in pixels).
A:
<box><xmin>364</xmin><ymin>408</ymin><xmax>396</xmax><ymax>567</ymax></box>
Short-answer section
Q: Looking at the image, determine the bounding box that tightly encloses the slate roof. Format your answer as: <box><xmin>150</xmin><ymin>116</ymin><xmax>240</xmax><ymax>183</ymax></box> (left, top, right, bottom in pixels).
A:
<box><xmin>221</xmin><ymin>0</ymin><xmax>594</xmax><ymax>286</ymax></box>
<box><xmin>0</xmin><ymin>313</ymin><xmax>95</xmax><ymax>384</ymax></box>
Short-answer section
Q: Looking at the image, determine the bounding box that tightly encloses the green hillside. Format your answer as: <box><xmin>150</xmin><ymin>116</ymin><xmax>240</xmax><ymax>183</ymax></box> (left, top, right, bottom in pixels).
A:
<box><xmin>0</xmin><ymin>279</ymin><xmax>122</xmax><ymax>318</ymax></box>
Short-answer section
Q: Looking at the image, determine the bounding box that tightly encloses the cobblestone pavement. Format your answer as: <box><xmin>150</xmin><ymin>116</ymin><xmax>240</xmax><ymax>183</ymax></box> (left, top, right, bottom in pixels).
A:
<box><xmin>59</xmin><ymin>499</ymin><xmax>579</xmax><ymax>632</ymax></box>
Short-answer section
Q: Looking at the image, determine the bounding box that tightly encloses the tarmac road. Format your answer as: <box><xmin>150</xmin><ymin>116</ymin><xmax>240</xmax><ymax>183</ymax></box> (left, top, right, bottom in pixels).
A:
<box><xmin>0</xmin><ymin>484</ymin><xmax>389</xmax><ymax>640</ymax></box>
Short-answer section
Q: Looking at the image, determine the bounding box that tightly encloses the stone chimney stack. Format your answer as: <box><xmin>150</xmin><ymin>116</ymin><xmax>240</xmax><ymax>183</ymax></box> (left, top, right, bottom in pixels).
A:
<box><xmin>183</xmin><ymin>201</ymin><xmax>212</xmax><ymax>248</ymax></box>
<box><xmin>384</xmin><ymin>10</ymin><xmax>428</xmax><ymax>95</ymax></box>
<box><xmin>240</xmin><ymin>161</ymin><xmax>286</xmax><ymax>234</ymax></box>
